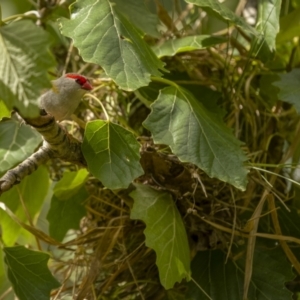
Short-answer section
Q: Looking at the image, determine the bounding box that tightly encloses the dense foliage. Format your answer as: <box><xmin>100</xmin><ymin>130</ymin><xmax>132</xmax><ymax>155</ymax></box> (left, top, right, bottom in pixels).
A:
<box><xmin>1</xmin><ymin>0</ymin><xmax>300</xmax><ymax>299</ymax></box>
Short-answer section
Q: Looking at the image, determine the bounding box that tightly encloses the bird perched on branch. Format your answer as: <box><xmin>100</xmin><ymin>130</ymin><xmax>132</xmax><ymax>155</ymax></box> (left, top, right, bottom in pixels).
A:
<box><xmin>39</xmin><ymin>73</ymin><xmax>93</xmax><ymax>121</ymax></box>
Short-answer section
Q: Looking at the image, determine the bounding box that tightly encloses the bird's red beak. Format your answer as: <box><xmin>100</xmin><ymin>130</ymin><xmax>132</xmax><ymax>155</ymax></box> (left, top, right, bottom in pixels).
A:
<box><xmin>82</xmin><ymin>80</ymin><xmax>93</xmax><ymax>91</ymax></box>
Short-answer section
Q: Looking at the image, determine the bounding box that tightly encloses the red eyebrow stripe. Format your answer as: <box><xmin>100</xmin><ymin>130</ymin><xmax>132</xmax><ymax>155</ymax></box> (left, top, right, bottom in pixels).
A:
<box><xmin>65</xmin><ymin>73</ymin><xmax>93</xmax><ymax>90</ymax></box>
<box><xmin>65</xmin><ymin>73</ymin><xmax>87</xmax><ymax>83</ymax></box>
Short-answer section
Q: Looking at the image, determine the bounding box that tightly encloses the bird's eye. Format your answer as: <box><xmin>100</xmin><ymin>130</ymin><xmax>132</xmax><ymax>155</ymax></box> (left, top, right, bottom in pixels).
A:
<box><xmin>75</xmin><ymin>77</ymin><xmax>86</xmax><ymax>85</ymax></box>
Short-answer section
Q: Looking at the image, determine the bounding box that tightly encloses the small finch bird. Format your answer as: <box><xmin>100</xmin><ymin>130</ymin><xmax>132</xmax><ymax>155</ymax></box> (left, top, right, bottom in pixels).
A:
<box><xmin>39</xmin><ymin>73</ymin><xmax>93</xmax><ymax>121</ymax></box>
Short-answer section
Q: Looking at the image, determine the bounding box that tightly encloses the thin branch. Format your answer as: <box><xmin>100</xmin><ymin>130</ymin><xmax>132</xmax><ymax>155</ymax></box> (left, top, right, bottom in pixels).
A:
<box><xmin>0</xmin><ymin>112</ymin><xmax>86</xmax><ymax>195</ymax></box>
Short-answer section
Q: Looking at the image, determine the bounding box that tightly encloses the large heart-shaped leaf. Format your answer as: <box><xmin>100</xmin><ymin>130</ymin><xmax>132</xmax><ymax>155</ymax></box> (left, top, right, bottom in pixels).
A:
<box><xmin>60</xmin><ymin>0</ymin><xmax>165</xmax><ymax>90</ymax></box>
<box><xmin>82</xmin><ymin>120</ymin><xmax>144</xmax><ymax>189</ymax></box>
<box><xmin>143</xmin><ymin>86</ymin><xmax>248</xmax><ymax>190</ymax></box>
<box><xmin>130</xmin><ymin>184</ymin><xmax>190</xmax><ymax>289</ymax></box>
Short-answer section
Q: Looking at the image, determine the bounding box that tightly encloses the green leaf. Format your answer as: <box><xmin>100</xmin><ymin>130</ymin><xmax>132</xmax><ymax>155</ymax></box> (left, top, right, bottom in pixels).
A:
<box><xmin>143</xmin><ymin>86</ymin><xmax>248</xmax><ymax>190</ymax></box>
<box><xmin>47</xmin><ymin>169</ymin><xmax>89</xmax><ymax>241</ymax></box>
<box><xmin>0</xmin><ymin>100</ymin><xmax>10</xmax><ymax>120</ymax></box>
<box><xmin>0</xmin><ymin>248</ymin><xmax>12</xmax><ymax>299</ymax></box>
<box><xmin>276</xmin><ymin>7</ymin><xmax>300</xmax><ymax>44</ymax></box>
<box><xmin>167</xmin><ymin>289</ymin><xmax>187</xmax><ymax>300</ymax></box>
<box><xmin>187</xmin><ymin>246</ymin><xmax>293</xmax><ymax>299</ymax></box>
<box><xmin>4</xmin><ymin>246</ymin><xmax>60</xmax><ymax>300</ymax></box>
<box><xmin>153</xmin><ymin>35</ymin><xmax>226</xmax><ymax>57</ymax></box>
<box><xmin>0</xmin><ymin>167</ymin><xmax>49</xmax><ymax>245</ymax></box>
<box><xmin>186</xmin><ymin>0</ymin><xmax>258</xmax><ymax>36</ymax></box>
<box><xmin>274</xmin><ymin>204</ymin><xmax>300</xmax><ymax>268</ymax></box>
<box><xmin>130</xmin><ymin>184</ymin><xmax>190</xmax><ymax>289</ymax></box>
<box><xmin>248</xmin><ymin>245</ymin><xmax>293</xmax><ymax>299</ymax></box>
<box><xmin>179</xmin><ymin>82</ymin><xmax>225</xmax><ymax>117</ymax></box>
<box><xmin>259</xmin><ymin>74</ymin><xmax>280</xmax><ymax>107</ymax></box>
<box><xmin>277</xmin><ymin>204</ymin><xmax>300</xmax><ymax>240</ymax></box>
<box><xmin>53</xmin><ymin>169</ymin><xmax>89</xmax><ymax>199</ymax></box>
<box><xmin>273</xmin><ymin>69</ymin><xmax>300</xmax><ymax>113</ymax></box>
<box><xmin>60</xmin><ymin>0</ymin><xmax>165</xmax><ymax>91</ymax></box>
<box><xmin>252</xmin><ymin>0</ymin><xmax>282</xmax><ymax>60</ymax></box>
<box><xmin>255</xmin><ymin>0</ymin><xmax>281</xmax><ymax>52</ymax></box>
<box><xmin>0</xmin><ymin>20</ymin><xmax>55</xmax><ymax>117</ymax></box>
<box><xmin>135</xmin><ymin>81</ymin><xmax>167</xmax><ymax>107</ymax></box>
<box><xmin>187</xmin><ymin>250</ymin><xmax>241</xmax><ymax>299</ymax></box>
<box><xmin>113</xmin><ymin>0</ymin><xmax>159</xmax><ymax>37</ymax></box>
<box><xmin>82</xmin><ymin>120</ymin><xmax>144</xmax><ymax>189</ymax></box>
<box><xmin>0</xmin><ymin>119</ymin><xmax>42</xmax><ymax>175</ymax></box>
<box><xmin>47</xmin><ymin>187</ymin><xmax>87</xmax><ymax>241</ymax></box>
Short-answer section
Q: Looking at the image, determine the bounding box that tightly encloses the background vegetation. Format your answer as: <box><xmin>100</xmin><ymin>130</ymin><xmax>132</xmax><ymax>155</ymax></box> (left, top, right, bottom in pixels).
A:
<box><xmin>1</xmin><ymin>0</ymin><xmax>300</xmax><ymax>299</ymax></box>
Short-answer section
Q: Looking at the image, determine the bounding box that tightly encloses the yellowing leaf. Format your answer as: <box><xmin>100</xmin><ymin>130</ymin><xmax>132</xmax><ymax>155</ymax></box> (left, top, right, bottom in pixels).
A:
<box><xmin>0</xmin><ymin>100</ymin><xmax>10</xmax><ymax>120</ymax></box>
<box><xmin>53</xmin><ymin>169</ymin><xmax>89</xmax><ymax>199</ymax></box>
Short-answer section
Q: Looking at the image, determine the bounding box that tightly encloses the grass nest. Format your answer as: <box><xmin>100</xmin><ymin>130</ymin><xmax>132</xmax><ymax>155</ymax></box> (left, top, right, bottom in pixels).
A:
<box><xmin>50</xmin><ymin>41</ymin><xmax>300</xmax><ymax>299</ymax></box>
